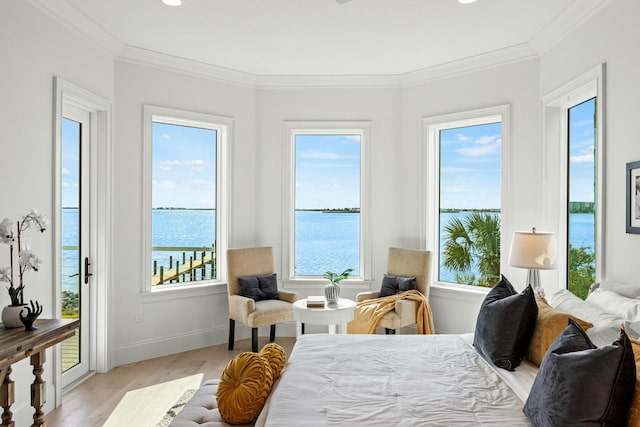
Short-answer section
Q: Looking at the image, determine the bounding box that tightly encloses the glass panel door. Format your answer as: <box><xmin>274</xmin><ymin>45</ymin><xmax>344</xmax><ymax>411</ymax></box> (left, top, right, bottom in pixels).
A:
<box><xmin>61</xmin><ymin>105</ymin><xmax>91</xmax><ymax>386</ymax></box>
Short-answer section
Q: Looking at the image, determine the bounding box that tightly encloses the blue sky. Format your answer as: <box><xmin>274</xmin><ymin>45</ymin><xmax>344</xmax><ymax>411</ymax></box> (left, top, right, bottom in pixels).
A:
<box><xmin>439</xmin><ymin>122</ymin><xmax>502</xmax><ymax>210</ymax></box>
<box><xmin>568</xmin><ymin>98</ymin><xmax>596</xmax><ymax>203</ymax></box>
<box><xmin>152</xmin><ymin>122</ymin><xmax>217</xmax><ymax>209</ymax></box>
<box><xmin>295</xmin><ymin>134</ymin><xmax>361</xmax><ymax>210</ymax></box>
<box><xmin>61</xmin><ymin>118</ymin><xmax>80</xmax><ymax>208</ymax></box>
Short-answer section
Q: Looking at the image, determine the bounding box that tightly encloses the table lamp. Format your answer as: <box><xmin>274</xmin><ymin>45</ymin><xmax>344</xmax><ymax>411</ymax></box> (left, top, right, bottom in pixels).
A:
<box><xmin>508</xmin><ymin>228</ymin><xmax>557</xmax><ymax>297</ymax></box>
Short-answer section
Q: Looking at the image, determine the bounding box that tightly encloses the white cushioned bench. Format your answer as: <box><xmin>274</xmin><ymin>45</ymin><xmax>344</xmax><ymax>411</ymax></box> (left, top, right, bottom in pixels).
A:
<box><xmin>169</xmin><ymin>380</ymin><xmax>253</xmax><ymax>427</ymax></box>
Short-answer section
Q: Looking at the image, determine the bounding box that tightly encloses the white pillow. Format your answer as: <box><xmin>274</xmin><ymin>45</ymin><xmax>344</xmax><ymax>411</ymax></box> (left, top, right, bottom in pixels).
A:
<box><xmin>587</xmin><ymin>289</ymin><xmax>640</xmax><ymax>323</ymax></box>
<box><xmin>597</xmin><ymin>281</ymin><xmax>640</xmax><ymax>299</ymax></box>
<box><xmin>548</xmin><ymin>290</ymin><xmax>625</xmax><ymax>347</ymax></box>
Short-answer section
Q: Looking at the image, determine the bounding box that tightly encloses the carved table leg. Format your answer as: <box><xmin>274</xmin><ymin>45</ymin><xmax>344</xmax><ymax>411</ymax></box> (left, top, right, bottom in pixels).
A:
<box><xmin>30</xmin><ymin>351</ymin><xmax>46</xmax><ymax>427</ymax></box>
<box><xmin>0</xmin><ymin>366</ymin><xmax>15</xmax><ymax>427</ymax></box>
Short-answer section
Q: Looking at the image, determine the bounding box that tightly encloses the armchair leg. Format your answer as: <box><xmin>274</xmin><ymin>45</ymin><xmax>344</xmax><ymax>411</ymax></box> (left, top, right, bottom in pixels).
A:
<box><xmin>270</xmin><ymin>324</ymin><xmax>276</xmax><ymax>342</ymax></box>
<box><xmin>385</xmin><ymin>328</ymin><xmax>396</xmax><ymax>335</ymax></box>
<box><xmin>228</xmin><ymin>319</ymin><xmax>235</xmax><ymax>350</ymax></box>
<box><xmin>252</xmin><ymin>328</ymin><xmax>258</xmax><ymax>353</ymax></box>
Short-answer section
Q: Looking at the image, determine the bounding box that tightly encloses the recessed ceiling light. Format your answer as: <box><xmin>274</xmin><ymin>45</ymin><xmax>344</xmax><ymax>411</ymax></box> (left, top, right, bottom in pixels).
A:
<box><xmin>458</xmin><ymin>0</ymin><xmax>477</xmax><ymax>4</ymax></box>
<box><xmin>162</xmin><ymin>0</ymin><xmax>182</xmax><ymax>6</ymax></box>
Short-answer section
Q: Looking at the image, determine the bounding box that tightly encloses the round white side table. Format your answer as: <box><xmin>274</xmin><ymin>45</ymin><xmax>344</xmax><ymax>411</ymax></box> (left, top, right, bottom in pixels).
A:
<box><xmin>292</xmin><ymin>298</ymin><xmax>356</xmax><ymax>337</ymax></box>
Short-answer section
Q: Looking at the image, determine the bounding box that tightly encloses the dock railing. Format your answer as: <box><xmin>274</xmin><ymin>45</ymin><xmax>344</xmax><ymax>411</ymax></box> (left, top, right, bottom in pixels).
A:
<box><xmin>152</xmin><ymin>245</ymin><xmax>216</xmax><ymax>285</ymax></box>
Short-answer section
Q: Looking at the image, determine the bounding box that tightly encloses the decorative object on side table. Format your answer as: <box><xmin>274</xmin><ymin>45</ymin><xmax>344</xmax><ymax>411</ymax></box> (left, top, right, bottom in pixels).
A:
<box><xmin>20</xmin><ymin>299</ymin><xmax>43</xmax><ymax>331</ymax></box>
<box><xmin>0</xmin><ymin>209</ymin><xmax>46</xmax><ymax>328</ymax></box>
<box><xmin>306</xmin><ymin>295</ymin><xmax>325</xmax><ymax>308</ymax></box>
<box><xmin>323</xmin><ymin>268</ymin><xmax>353</xmax><ymax>305</ymax></box>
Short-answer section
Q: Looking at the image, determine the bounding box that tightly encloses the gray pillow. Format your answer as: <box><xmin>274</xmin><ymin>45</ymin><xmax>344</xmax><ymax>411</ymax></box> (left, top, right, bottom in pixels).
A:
<box><xmin>473</xmin><ymin>275</ymin><xmax>537</xmax><ymax>371</ymax></box>
<box><xmin>238</xmin><ymin>273</ymin><xmax>279</xmax><ymax>301</ymax></box>
<box><xmin>379</xmin><ymin>274</ymin><xmax>417</xmax><ymax>298</ymax></box>
<box><xmin>523</xmin><ymin>319</ymin><xmax>636</xmax><ymax>426</ymax></box>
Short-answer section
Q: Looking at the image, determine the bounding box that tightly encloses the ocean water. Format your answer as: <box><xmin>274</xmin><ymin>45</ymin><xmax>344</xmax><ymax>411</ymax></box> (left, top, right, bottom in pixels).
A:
<box><xmin>61</xmin><ymin>209</ymin><xmax>595</xmax><ymax>290</ymax></box>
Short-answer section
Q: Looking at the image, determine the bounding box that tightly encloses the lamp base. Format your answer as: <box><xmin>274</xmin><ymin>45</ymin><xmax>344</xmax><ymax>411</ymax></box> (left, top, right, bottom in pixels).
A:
<box><xmin>526</xmin><ymin>269</ymin><xmax>545</xmax><ymax>297</ymax></box>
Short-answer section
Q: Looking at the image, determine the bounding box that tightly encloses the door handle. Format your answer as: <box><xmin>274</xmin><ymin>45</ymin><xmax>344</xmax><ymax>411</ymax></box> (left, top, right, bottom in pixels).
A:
<box><xmin>84</xmin><ymin>257</ymin><xmax>93</xmax><ymax>284</ymax></box>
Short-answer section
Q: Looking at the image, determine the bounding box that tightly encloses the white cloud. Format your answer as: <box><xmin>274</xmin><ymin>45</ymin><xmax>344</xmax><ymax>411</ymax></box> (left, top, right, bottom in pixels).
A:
<box><xmin>456</xmin><ymin>142</ymin><xmax>500</xmax><ymax>157</ymax></box>
<box><xmin>62</xmin><ymin>167</ymin><xmax>71</xmax><ymax>176</ymax></box>
<box><xmin>162</xmin><ymin>134</ymin><xmax>171</xmax><ymax>140</ymax></box>
<box><xmin>153</xmin><ymin>179</ymin><xmax>178</xmax><ymax>189</ymax></box>
<box><xmin>300</xmin><ymin>151</ymin><xmax>342</xmax><ymax>160</ymax></box>
<box><xmin>187</xmin><ymin>179</ymin><xmax>214</xmax><ymax>190</ymax></box>
<box><xmin>570</xmin><ymin>146</ymin><xmax>594</xmax><ymax>164</ymax></box>
<box><xmin>158</xmin><ymin>159</ymin><xmax>209</xmax><ymax>172</ymax></box>
<box><xmin>441</xmin><ymin>167</ymin><xmax>474</xmax><ymax>173</ymax></box>
<box><xmin>456</xmin><ymin>133</ymin><xmax>472</xmax><ymax>142</ymax></box>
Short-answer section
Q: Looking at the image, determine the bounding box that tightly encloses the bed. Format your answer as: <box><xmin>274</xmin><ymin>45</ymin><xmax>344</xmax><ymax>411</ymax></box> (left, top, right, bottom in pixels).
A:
<box><xmin>256</xmin><ymin>333</ymin><xmax>537</xmax><ymax>426</ymax></box>
<box><xmin>171</xmin><ymin>281</ymin><xmax>639</xmax><ymax>426</ymax></box>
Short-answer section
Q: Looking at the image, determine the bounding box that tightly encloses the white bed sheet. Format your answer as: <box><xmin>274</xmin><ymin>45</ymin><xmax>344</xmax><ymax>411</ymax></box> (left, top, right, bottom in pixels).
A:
<box><xmin>258</xmin><ymin>333</ymin><xmax>534</xmax><ymax>426</ymax></box>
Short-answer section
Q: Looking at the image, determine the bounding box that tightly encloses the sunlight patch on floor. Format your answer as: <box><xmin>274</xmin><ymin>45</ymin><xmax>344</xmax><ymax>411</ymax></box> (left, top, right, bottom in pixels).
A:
<box><xmin>103</xmin><ymin>373</ymin><xmax>203</xmax><ymax>427</ymax></box>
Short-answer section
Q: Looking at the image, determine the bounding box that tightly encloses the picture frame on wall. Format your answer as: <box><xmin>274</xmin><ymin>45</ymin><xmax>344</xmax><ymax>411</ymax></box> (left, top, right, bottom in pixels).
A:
<box><xmin>626</xmin><ymin>160</ymin><xmax>640</xmax><ymax>234</ymax></box>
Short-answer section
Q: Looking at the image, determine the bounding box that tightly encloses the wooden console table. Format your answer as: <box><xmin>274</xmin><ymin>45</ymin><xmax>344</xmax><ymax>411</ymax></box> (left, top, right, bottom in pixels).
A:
<box><xmin>0</xmin><ymin>319</ymin><xmax>79</xmax><ymax>427</ymax></box>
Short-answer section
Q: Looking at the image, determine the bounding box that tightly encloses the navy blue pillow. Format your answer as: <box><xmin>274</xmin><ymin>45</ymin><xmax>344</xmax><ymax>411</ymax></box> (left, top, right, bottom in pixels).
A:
<box><xmin>379</xmin><ymin>274</ymin><xmax>417</xmax><ymax>298</ymax></box>
<box><xmin>238</xmin><ymin>273</ymin><xmax>279</xmax><ymax>301</ymax></box>
<box><xmin>473</xmin><ymin>275</ymin><xmax>537</xmax><ymax>371</ymax></box>
<box><xmin>523</xmin><ymin>319</ymin><xmax>636</xmax><ymax>426</ymax></box>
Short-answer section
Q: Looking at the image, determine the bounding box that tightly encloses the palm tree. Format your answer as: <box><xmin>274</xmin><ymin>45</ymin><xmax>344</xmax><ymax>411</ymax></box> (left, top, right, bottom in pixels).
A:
<box><xmin>442</xmin><ymin>212</ymin><xmax>500</xmax><ymax>287</ymax></box>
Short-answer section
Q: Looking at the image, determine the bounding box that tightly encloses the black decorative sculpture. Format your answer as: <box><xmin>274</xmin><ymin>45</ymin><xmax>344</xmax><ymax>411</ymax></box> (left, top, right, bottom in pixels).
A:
<box><xmin>20</xmin><ymin>300</ymin><xmax>43</xmax><ymax>331</ymax></box>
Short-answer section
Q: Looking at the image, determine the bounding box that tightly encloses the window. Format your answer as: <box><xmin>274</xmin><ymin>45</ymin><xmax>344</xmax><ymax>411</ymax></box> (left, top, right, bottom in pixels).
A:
<box><xmin>283</xmin><ymin>122</ymin><xmax>370</xmax><ymax>281</ymax></box>
<box><xmin>543</xmin><ymin>64</ymin><xmax>603</xmax><ymax>300</ymax></box>
<box><xmin>424</xmin><ymin>105</ymin><xmax>510</xmax><ymax>288</ymax></box>
<box><xmin>142</xmin><ymin>106</ymin><xmax>229</xmax><ymax>291</ymax></box>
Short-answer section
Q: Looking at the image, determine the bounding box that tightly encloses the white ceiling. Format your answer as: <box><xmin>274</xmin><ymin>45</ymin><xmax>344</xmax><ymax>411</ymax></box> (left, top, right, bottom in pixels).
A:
<box><xmin>37</xmin><ymin>0</ymin><xmax>606</xmax><ymax>77</ymax></box>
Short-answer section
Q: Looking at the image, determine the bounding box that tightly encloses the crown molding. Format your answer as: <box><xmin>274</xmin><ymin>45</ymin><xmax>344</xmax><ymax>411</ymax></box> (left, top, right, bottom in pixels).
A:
<box><xmin>117</xmin><ymin>46</ymin><xmax>257</xmax><ymax>88</ymax></box>
<box><xmin>256</xmin><ymin>74</ymin><xmax>400</xmax><ymax>89</ymax></box>
<box><xmin>27</xmin><ymin>0</ymin><xmax>123</xmax><ymax>57</ymax></box>
<box><xmin>28</xmin><ymin>0</ymin><xmax>607</xmax><ymax>89</ymax></box>
<box><xmin>529</xmin><ymin>0</ymin><xmax>614</xmax><ymax>55</ymax></box>
<box><xmin>399</xmin><ymin>43</ymin><xmax>537</xmax><ymax>88</ymax></box>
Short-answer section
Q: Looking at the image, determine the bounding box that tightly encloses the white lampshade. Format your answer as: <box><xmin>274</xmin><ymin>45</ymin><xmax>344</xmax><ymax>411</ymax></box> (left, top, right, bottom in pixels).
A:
<box><xmin>508</xmin><ymin>229</ymin><xmax>557</xmax><ymax>270</ymax></box>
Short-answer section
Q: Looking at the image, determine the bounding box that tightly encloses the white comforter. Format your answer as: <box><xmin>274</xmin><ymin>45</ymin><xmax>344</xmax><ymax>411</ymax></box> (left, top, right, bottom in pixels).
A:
<box><xmin>259</xmin><ymin>334</ymin><xmax>533</xmax><ymax>426</ymax></box>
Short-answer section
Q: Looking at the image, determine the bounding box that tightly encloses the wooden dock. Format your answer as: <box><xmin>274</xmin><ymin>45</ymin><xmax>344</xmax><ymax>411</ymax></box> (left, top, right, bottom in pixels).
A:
<box><xmin>152</xmin><ymin>252</ymin><xmax>216</xmax><ymax>285</ymax></box>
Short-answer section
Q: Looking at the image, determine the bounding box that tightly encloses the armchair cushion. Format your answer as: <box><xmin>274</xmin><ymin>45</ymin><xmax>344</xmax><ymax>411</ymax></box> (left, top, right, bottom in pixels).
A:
<box><xmin>379</xmin><ymin>274</ymin><xmax>417</xmax><ymax>298</ymax></box>
<box><xmin>238</xmin><ymin>273</ymin><xmax>279</xmax><ymax>301</ymax></box>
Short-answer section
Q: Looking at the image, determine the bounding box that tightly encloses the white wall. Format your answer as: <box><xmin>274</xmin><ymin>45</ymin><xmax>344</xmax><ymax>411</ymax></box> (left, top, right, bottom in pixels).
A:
<box><xmin>401</xmin><ymin>59</ymin><xmax>542</xmax><ymax>333</ymax></box>
<box><xmin>255</xmin><ymin>87</ymin><xmax>401</xmax><ymax>292</ymax></box>
<box><xmin>539</xmin><ymin>0</ymin><xmax>640</xmax><ymax>289</ymax></box>
<box><xmin>0</xmin><ymin>2</ymin><xmax>114</xmax><ymax>424</ymax></box>
<box><xmin>111</xmin><ymin>61</ymin><xmax>257</xmax><ymax>365</ymax></box>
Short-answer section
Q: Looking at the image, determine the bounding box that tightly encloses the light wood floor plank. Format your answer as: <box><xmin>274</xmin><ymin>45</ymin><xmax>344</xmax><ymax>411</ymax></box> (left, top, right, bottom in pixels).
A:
<box><xmin>46</xmin><ymin>337</ymin><xmax>296</xmax><ymax>427</ymax></box>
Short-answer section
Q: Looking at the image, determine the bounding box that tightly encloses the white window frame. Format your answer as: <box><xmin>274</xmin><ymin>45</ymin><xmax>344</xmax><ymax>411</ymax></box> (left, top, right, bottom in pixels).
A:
<box><xmin>282</xmin><ymin>121</ymin><xmax>371</xmax><ymax>284</ymax></box>
<box><xmin>142</xmin><ymin>105</ymin><xmax>231</xmax><ymax>294</ymax></box>
<box><xmin>423</xmin><ymin>105</ymin><xmax>511</xmax><ymax>290</ymax></box>
<box><xmin>542</xmin><ymin>64</ymin><xmax>605</xmax><ymax>289</ymax></box>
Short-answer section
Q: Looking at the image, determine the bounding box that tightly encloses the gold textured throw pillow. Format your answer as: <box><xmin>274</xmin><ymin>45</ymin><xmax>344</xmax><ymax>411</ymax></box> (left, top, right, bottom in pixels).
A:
<box><xmin>217</xmin><ymin>352</ymin><xmax>274</xmax><ymax>424</ymax></box>
<box><xmin>259</xmin><ymin>343</ymin><xmax>287</xmax><ymax>380</ymax></box>
<box><xmin>628</xmin><ymin>334</ymin><xmax>640</xmax><ymax>426</ymax></box>
<box><xmin>526</xmin><ymin>297</ymin><xmax>593</xmax><ymax>366</ymax></box>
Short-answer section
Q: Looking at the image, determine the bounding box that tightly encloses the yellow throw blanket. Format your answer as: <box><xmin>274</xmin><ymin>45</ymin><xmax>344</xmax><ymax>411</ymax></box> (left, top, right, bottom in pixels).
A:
<box><xmin>347</xmin><ymin>289</ymin><xmax>434</xmax><ymax>334</ymax></box>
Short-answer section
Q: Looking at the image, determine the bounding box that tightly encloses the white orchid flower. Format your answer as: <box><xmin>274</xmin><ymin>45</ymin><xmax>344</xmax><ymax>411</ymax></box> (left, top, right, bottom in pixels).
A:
<box><xmin>0</xmin><ymin>218</ymin><xmax>13</xmax><ymax>244</ymax></box>
<box><xmin>19</xmin><ymin>250</ymin><xmax>42</xmax><ymax>272</ymax></box>
<box><xmin>0</xmin><ymin>266</ymin><xmax>10</xmax><ymax>283</ymax></box>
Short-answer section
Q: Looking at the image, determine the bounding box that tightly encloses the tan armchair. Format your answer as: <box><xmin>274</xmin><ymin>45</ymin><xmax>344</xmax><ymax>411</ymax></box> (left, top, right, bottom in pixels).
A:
<box><xmin>356</xmin><ymin>247</ymin><xmax>433</xmax><ymax>334</ymax></box>
<box><xmin>227</xmin><ymin>247</ymin><xmax>298</xmax><ymax>352</ymax></box>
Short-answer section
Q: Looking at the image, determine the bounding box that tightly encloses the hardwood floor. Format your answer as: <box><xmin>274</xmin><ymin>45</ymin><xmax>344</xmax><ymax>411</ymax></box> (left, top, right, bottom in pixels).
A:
<box><xmin>47</xmin><ymin>337</ymin><xmax>296</xmax><ymax>427</ymax></box>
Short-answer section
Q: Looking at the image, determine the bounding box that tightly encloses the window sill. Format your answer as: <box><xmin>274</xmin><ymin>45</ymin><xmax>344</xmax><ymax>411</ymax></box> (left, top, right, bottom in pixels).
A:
<box><xmin>430</xmin><ymin>282</ymin><xmax>490</xmax><ymax>302</ymax></box>
<box><xmin>281</xmin><ymin>278</ymin><xmax>373</xmax><ymax>292</ymax></box>
<box><xmin>141</xmin><ymin>281</ymin><xmax>227</xmax><ymax>303</ymax></box>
